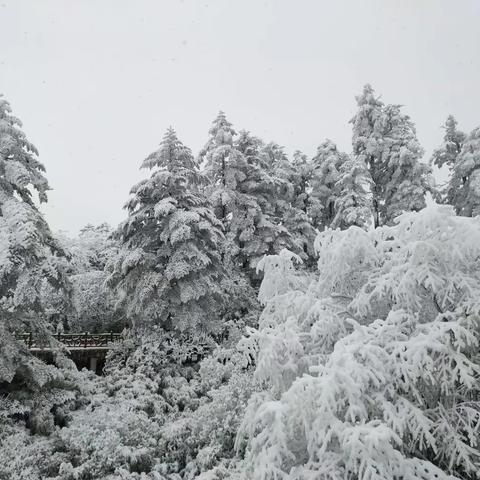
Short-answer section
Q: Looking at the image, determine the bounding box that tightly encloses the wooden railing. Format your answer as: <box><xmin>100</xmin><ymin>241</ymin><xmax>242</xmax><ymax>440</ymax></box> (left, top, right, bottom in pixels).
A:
<box><xmin>18</xmin><ymin>332</ymin><xmax>122</xmax><ymax>350</ymax></box>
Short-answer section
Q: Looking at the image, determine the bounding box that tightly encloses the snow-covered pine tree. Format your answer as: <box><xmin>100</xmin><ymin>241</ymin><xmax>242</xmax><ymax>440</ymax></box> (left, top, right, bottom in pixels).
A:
<box><xmin>200</xmin><ymin>111</ymin><xmax>249</xmax><ymax>222</ymax></box>
<box><xmin>331</xmin><ymin>155</ymin><xmax>372</xmax><ymax>229</ymax></box>
<box><xmin>351</xmin><ymin>84</ymin><xmax>430</xmax><ymax>227</ymax></box>
<box><xmin>107</xmin><ymin>128</ymin><xmax>226</xmax><ymax>334</ymax></box>
<box><xmin>234</xmin><ymin>130</ymin><xmax>275</xmax><ymax>215</ymax></box>
<box><xmin>200</xmin><ymin>114</ymin><xmax>260</xmax><ymax>272</ymax></box>
<box><xmin>350</xmin><ymin>84</ymin><xmax>385</xmax><ymax>228</ymax></box>
<box><xmin>290</xmin><ymin>150</ymin><xmax>312</xmax><ymax>213</ymax></box>
<box><xmin>432</xmin><ymin>116</ymin><xmax>466</xmax><ymax>170</ymax></box>
<box><xmin>0</xmin><ymin>95</ymin><xmax>71</xmax><ymax>384</ymax></box>
<box><xmin>430</xmin><ymin>115</ymin><xmax>466</xmax><ymax>207</ymax></box>
<box><xmin>233</xmin><ymin>132</ymin><xmax>278</xmax><ymax>265</ymax></box>
<box><xmin>452</xmin><ymin>125</ymin><xmax>480</xmax><ymax>217</ymax></box>
<box><xmin>257</xmin><ymin>141</ymin><xmax>316</xmax><ymax>263</ymax></box>
<box><xmin>309</xmin><ymin>139</ymin><xmax>347</xmax><ymax>230</ymax></box>
<box><xmin>261</xmin><ymin>141</ymin><xmax>295</xmax><ymax>216</ymax></box>
<box><xmin>381</xmin><ymin>104</ymin><xmax>431</xmax><ymax>223</ymax></box>
<box><xmin>235</xmin><ymin>130</ymin><xmax>265</xmax><ymax>167</ymax></box>
<box><xmin>282</xmin><ymin>151</ymin><xmax>318</xmax><ymax>260</ymax></box>
<box><xmin>281</xmin><ymin>206</ymin><xmax>317</xmax><ymax>262</ymax></box>
<box><xmin>201</xmin><ymin>117</ymin><xmax>300</xmax><ymax>275</ymax></box>
<box><xmin>263</xmin><ymin>146</ymin><xmax>316</xmax><ymax>261</ymax></box>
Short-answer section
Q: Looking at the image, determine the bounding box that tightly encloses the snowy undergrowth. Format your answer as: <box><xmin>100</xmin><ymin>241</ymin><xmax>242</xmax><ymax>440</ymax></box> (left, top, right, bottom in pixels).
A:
<box><xmin>0</xmin><ymin>326</ymin><xmax>258</xmax><ymax>480</ymax></box>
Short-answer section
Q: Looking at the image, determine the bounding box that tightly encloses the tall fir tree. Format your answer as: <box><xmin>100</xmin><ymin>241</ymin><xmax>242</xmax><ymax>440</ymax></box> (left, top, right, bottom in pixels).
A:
<box><xmin>380</xmin><ymin>104</ymin><xmax>430</xmax><ymax>222</ymax></box>
<box><xmin>261</xmin><ymin>141</ymin><xmax>295</xmax><ymax>214</ymax></box>
<box><xmin>431</xmin><ymin>115</ymin><xmax>466</xmax><ymax>171</ymax></box>
<box><xmin>430</xmin><ymin>115</ymin><xmax>466</xmax><ymax>207</ymax></box>
<box><xmin>350</xmin><ymin>84</ymin><xmax>384</xmax><ymax>228</ymax></box>
<box><xmin>199</xmin><ymin>111</ymin><xmax>248</xmax><ymax>222</ymax></box>
<box><xmin>200</xmin><ymin>113</ymin><xmax>257</xmax><ymax>267</ymax></box>
<box><xmin>290</xmin><ymin>150</ymin><xmax>312</xmax><ymax>213</ymax></box>
<box><xmin>235</xmin><ymin>130</ymin><xmax>264</xmax><ymax>167</ymax></box>
<box><xmin>0</xmin><ymin>95</ymin><xmax>70</xmax><ymax>384</ymax></box>
<box><xmin>454</xmin><ymin>126</ymin><xmax>480</xmax><ymax>217</ymax></box>
<box><xmin>259</xmin><ymin>141</ymin><xmax>316</xmax><ymax>262</ymax></box>
<box><xmin>283</xmin><ymin>150</ymin><xmax>317</xmax><ymax>259</ymax></box>
<box><xmin>240</xmin><ymin>141</ymin><xmax>316</xmax><ymax>262</ymax></box>
<box><xmin>331</xmin><ymin>155</ymin><xmax>372</xmax><ymax>229</ymax></box>
<box><xmin>107</xmin><ymin>128</ymin><xmax>227</xmax><ymax>334</ymax></box>
<box><xmin>234</xmin><ymin>130</ymin><xmax>275</xmax><ymax>213</ymax></box>
<box><xmin>351</xmin><ymin>84</ymin><xmax>430</xmax><ymax>227</ymax></box>
<box><xmin>309</xmin><ymin>139</ymin><xmax>347</xmax><ymax>230</ymax></box>
<box><xmin>201</xmin><ymin>116</ymin><xmax>299</xmax><ymax>275</ymax></box>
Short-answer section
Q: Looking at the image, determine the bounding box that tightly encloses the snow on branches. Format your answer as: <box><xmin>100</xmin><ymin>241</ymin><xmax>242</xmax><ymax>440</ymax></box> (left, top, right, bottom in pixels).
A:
<box><xmin>0</xmin><ymin>96</ymin><xmax>71</xmax><ymax>384</ymax></box>
<box><xmin>239</xmin><ymin>205</ymin><xmax>480</xmax><ymax>480</ymax></box>
<box><xmin>107</xmin><ymin>128</ymin><xmax>227</xmax><ymax>334</ymax></box>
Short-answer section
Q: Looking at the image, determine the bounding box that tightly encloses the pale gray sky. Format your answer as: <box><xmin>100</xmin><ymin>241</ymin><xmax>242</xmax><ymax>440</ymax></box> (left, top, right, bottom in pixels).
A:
<box><xmin>1</xmin><ymin>0</ymin><xmax>479</xmax><ymax>233</ymax></box>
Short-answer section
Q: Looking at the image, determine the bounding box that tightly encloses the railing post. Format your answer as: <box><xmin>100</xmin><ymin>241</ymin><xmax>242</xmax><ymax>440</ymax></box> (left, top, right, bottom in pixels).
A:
<box><xmin>110</xmin><ymin>332</ymin><xmax>113</xmax><ymax>343</ymax></box>
<box><xmin>84</xmin><ymin>332</ymin><xmax>88</xmax><ymax>348</ymax></box>
<box><xmin>28</xmin><ymin>332</ymin><xmax>32</xmax><ymax>349</ymax></box>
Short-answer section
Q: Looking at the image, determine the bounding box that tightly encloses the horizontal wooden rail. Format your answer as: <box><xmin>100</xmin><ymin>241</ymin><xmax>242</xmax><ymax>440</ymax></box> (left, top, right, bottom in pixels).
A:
<box><xmin>17</xmin><ymin>332</ymin><xmax>122</xmax><ymax>350</ymax></box>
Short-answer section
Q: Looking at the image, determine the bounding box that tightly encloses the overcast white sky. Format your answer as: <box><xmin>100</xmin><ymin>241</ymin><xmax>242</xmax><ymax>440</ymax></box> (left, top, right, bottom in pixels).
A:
<box><xmin>1</xmin><ymin>0</ymin><xmax>480</xmax><ymax>233</ymax></box>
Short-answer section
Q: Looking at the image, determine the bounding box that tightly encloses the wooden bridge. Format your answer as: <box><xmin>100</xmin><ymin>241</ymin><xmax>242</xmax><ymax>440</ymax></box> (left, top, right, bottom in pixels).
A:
<box><xmin>18</xmin><ymin>332</ymin><xmax>122</xmax><ymax>373</ymax></box>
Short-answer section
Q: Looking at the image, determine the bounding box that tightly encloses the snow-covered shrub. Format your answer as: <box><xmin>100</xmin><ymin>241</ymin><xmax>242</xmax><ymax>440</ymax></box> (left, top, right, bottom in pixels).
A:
<box><xmin>0</xmin><ymin>425</ymin><xmax>63</xmax><ymax>480</ymax></box>
<box><xmin>0</xmin><ymin>367</ymin><xmax>97</xmax><ymax>479</ymax></box>
<box><xmin>158</xmin><ymin>343</ymin><xmax>260</xmax><ymax>478</ymax></box>
<box><xmin>250</xmin><ymin>248</ymin><xmax>349</xmax><ymax>396</ymax></box>
<box><xmin>1</xmin><ymin>359</ymin><xmax>172</xmax><ymax>480</ymax></box>
<box><xmin>238</xmin><ymin>205</ymin><xmax>480</xmax><ymax>480</ymax></box>
<box><xmin>53</xmin><ymin>395</ymin><xmax>164</xmax><ymax>478</ymax></box>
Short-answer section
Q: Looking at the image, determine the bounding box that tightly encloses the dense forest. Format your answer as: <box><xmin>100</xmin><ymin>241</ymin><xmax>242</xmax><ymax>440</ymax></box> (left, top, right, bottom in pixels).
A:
<box><xmin>0</xmin><ymin>84</ymin><xmax>479</xmax><ymax>480</ymax></box>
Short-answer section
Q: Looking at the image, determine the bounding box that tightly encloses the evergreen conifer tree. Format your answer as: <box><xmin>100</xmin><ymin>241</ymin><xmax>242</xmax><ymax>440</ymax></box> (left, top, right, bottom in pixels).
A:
<box><xmin>282</xmin><ymin>150</ymin><xmax>317</xmax><ymax>259</ymax></box>
<box><xmin>251</xmin><ymin>142</ymin><xmax>316</xmax><ymax>262</ymax></box>
<box><xmin>261</xmin><ymin>141</ymin><xmax>295</xmax><ymax>213</ymax></box>
<box><xmin>381</xmin><ymin>104</ymin><xmax>430</xmax><ymax>223</ymax></box>
<box><xmin>0</xmin><ymin>95</ymin><xmax>70</xmax><ymax>384</ymax></box>
<box><xmin>290</xmin><ymin>150</ymin><xmax>312</xmax><ymax>213</ymax></box>
<box><xmin>200</xmin><ymin>114</ymin><xmax>259</xmax><ymax>269</ymax></box>
<box><xmin>309</xmin><ymin>139</ymin><xmax>347</xmax><ymax>229</ymax></box>
<box><xmin>258</xmin><ymin>142</ymin><xmax>315</xmax><ymax>262</ymax></box>
<box><xmin>107</xmin><ymin>128</ymin><xmax>226</xmax><ymax>334</ymax></box>
<box><xmin>201</xmin><ymin>117</ymin><xmax>299</xmax><ymax>274</ymax></box>
<box><xmin>332</xmin><ymin>155</ymin><xmax>372</xmax><ymax>229</ymax></box>
<box><xmin>200</xmin><ymin>111</ymin><xmax>248</xmax><ymax>222</ymax></box>
<box><xmin>454</xmin><ymin>126</ymin><xmax>480</xmax><ymax>216</ymax></box>
<box><xmin>431</xmin><ymin>115</ymin><xmax>466</xmax><ymax>172</ymax></box>
<box><xmin>431</xmin><ymin>115</ymin><xmax>466</xmax><ymax>207</ymax></box>
<box><xmin>351</xmin><ymin>85</ymin><xmax>430</xmax><ymax>227</ymax></box>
